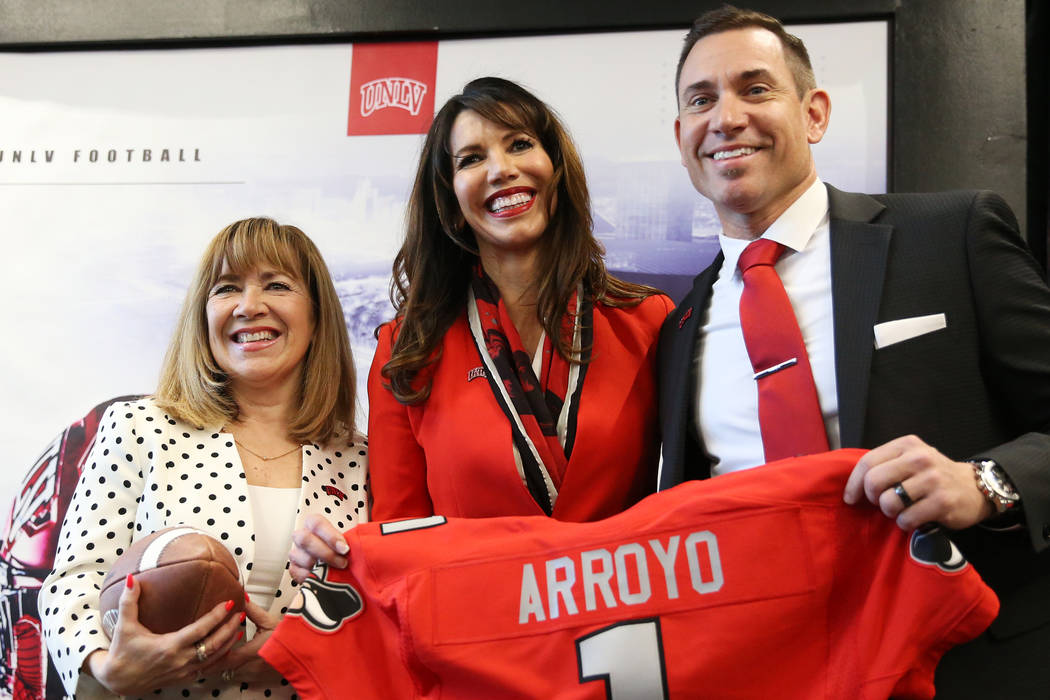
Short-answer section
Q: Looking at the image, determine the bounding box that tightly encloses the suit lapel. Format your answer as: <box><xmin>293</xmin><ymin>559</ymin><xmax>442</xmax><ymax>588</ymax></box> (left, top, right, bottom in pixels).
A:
<box><xmin>659</xmin><ymin>254</ymin><xmax>721</xmax><ymax>488</ymax></box>
<box><xmin>827</xmin><ymin>185</ymin><xmax>892</xmax><ymax>448</ymax></box>
<box><xmin>663</xmin><ymin>184</ymin><xmax>893</xmax><ymax>478</ymax></box>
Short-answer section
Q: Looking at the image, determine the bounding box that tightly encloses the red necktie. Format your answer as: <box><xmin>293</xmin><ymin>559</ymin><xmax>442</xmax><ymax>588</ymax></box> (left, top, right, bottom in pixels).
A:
<box><xmin>738</xmin><ymin>238</ymin><xmax>829</xmax><ymax>461</ymax></box>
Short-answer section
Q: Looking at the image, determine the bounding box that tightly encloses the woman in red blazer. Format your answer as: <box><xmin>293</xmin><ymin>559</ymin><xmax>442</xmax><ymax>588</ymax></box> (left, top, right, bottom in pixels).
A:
<box><xmin>290</xmin><ymin>78</ymin><xmax>671</xmax><ymax>578</ymax></box>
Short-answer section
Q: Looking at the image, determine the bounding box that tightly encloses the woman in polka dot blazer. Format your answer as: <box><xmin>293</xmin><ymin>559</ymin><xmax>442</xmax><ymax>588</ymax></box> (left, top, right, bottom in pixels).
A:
<box><xmin>40</xmin><ymin>218</ymin><xmax>368</xmax><ymax>699</ymax></box>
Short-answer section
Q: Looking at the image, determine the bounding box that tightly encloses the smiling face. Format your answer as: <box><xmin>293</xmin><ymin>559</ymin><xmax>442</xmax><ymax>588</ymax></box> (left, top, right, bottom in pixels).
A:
<box><xmin>205</xmin><ymin>261</ymin><xmax>315</xmax><ymax>396</ymax></box>
<box><xmin>449</xmin><ymin>109</ymin><xmax>556</xmax><ymax>265</ymax></box>
<box><xmin>675</xmin><ymin>27</ymin><xmax>830</xmax><ymax>237</ymax></box>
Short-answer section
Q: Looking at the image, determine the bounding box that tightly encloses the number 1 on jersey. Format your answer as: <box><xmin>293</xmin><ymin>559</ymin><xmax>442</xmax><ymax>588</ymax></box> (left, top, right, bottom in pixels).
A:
<box><xmin>576</xmin><ymin>618</ymin><xmax>670</xmax><ymax>699</ymax></box>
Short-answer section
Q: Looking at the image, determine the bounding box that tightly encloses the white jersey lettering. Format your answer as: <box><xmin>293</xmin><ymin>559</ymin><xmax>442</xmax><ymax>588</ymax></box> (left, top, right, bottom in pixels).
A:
<box><xmin>648</xmin><ymin>535</ymin><xmax>681</xmax><ymax>600</ymax></box>
<box><xmin>519</xmin><ymin>563</ymin><xmax>546</xmax><ymax>623</ymax></box>
<box><xmin>614</xmin><ymin>543</ymin><xmax>651</xmax><ymax>605</ymax></box>
<box><xmin>686</xmin><ymin>531</ymin><xmax>724</xmax><ymax>594</ymax></box>
<box><xmin>547</xmin><ymin>556</ymin><xmax>579</xmax><ymax>619</ymax></box>
<box><xmin>581</xmin><ymin>549</ymin><xmax>617</xmax><ymax>612</ymax></box>
<box><xmin>518</xmin><ymin>530</ymin><xmax>723</xmax><ymax>624</ymax></box>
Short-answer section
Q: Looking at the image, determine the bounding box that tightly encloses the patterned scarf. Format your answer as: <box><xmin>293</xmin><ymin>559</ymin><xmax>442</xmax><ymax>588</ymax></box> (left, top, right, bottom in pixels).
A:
<box><xmin>467</xmin><ymin>265</ymin><xmax>592</xmax><ymax>514</ymax></box>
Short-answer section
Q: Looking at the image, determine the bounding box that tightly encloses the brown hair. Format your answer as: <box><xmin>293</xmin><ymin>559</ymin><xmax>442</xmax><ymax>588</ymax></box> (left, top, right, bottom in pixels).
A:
<box><xmin>155</xmin><ymin>217</ymin><xmax>356</xmax><ymax>445</ymax></box>
<box><xmin>675</xmin><ymin>5</ymin><xmax>816</xmax><ymax>101</ymax></box>
<box><xmin>385</xmin><ymin>76</ymin><xmax>658</xmax><ymax>404</ymax></box>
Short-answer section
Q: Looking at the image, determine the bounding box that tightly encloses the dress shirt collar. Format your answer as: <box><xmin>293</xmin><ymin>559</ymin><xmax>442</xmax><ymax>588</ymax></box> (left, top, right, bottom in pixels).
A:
<box><xmin>718</xmin><ymin>178</ymin><xmax>829</xmax><ymax>276</ymax></box>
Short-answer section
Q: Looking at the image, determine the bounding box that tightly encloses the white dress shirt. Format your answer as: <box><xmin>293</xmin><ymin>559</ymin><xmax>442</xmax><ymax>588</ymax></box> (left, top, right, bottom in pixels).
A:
<box><xmin>695</xmin><ymin>179</ymin><xmax>841</xmax><ymax>475</ymax></box>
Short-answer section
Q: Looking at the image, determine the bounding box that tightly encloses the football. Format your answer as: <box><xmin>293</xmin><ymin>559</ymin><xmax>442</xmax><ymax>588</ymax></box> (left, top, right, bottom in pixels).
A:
<box><xmin>99</xmin><ymin>526</ymin><xmax>245</xmax><ymax>638</ymax></box>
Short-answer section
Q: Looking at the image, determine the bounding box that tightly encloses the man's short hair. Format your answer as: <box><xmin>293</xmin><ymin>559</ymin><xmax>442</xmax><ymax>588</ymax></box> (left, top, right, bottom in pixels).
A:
<box><xmin>675</xmin><ymin>5</ymin><xmax>816</xmax><ymax>101</ymax></box>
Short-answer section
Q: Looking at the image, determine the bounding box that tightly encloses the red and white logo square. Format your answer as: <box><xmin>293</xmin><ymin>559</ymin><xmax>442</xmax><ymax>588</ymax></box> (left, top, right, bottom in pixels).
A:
<box><xmin>348</xmin><ymin>41</ymin><xmax>438</xmax><ymax>136</ymax></box>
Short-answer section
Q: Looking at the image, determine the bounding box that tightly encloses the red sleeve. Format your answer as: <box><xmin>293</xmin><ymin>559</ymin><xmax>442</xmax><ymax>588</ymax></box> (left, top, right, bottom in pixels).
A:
<box><xmin>824</xmin><ymin>508</ymin><xmax>999</xmax><ymax>700</ymax></box>
<box><xmin>260</xmin><ymin>553</ymin><xmax>419</xmax><ymax>700</ymax></box>
<box><xmin>367</xmin><ymin>322</ymin><xmax>434</xmax><ymax>520</ymax></box>
<box><xmin>652</xmin><ymin>292</ymin><xmax>676</xmax><ymax>317</ymax></box>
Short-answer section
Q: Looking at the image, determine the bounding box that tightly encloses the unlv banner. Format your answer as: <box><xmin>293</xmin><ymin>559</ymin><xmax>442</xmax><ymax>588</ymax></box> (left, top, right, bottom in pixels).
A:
<box><xmin>348</xmin><ymin>42</ymin><xmax>439</xmax><ymax>135</ymax></box>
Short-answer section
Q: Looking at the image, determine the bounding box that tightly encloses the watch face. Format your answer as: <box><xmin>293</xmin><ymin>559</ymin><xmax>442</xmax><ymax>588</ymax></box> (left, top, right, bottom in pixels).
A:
<box><xmin>987</xmin><ymin>464</ymin><xmax>1020</xmax><ymax>501</ymax></box>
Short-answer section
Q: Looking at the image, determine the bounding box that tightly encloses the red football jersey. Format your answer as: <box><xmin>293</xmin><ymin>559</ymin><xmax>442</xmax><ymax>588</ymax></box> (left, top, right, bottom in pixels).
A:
<box><xmin>261</xmin><ymin>449</ymin><xmax>997</xmax><ymax>699</ymax></box>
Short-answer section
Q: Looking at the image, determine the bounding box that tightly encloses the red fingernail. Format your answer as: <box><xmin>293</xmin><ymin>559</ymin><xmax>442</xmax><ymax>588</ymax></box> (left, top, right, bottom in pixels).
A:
<box><xmin>244</xmin><ymin>591</ymin><xmax>250</xmax><ymax>602</ymax></box>
<box><xmin>237</xmin><ymin>631</ymin><xmax>244</xmax><ymax>641</ymax></box>
<box><xmin>239</xmin><ymin>612</ymin><xmax>246</xmax><ymax>623</ymax></box>
<box><xmin>126</xmin><ymin>574</ymin><xmax>134</xmax><ymax>589</ymax></box>
<box><xmin>224</xmin><ymin>599</ymin><xmax>235</xmax><ymax>612</ymax></box>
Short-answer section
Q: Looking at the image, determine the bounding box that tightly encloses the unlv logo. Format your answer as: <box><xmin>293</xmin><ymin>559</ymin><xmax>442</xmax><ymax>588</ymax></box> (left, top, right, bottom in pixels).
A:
<box><xmin>360</xmin><ymin>78</ymin><xmax>427</xmax><ymax>117</ymax></box>
<box><xmin>348</xmin><ymin>41</ymin><xmax>438</xmax><ymax>136</ymax></box>
<box><xmin>287</xmin><ymin>564</ymin><xmax>364</xmax><ymax>633</ymax></box>
<box><xmin>321</xmin><ymin>484</ymin><xmax>347</xmax><ymax>500</ymax></box>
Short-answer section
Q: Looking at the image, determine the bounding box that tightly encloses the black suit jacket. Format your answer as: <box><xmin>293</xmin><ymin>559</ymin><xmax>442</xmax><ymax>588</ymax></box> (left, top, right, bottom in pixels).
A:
<box><xmin>658</xmin><ymin>184</ymin><xmax>1050</xmax><ymax>694</ymax></box>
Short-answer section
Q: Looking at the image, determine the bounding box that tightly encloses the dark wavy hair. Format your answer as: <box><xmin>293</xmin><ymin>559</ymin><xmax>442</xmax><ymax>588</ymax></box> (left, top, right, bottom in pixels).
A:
<box><xmin>383</xmin><ymin>77</ymin><xmax>658</xmax><ymax>404</ymax></box>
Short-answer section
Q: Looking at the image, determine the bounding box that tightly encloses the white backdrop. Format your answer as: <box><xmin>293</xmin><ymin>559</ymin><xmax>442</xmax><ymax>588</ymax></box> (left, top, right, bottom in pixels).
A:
<box><xmin>0</xmin><ymin>22</ymin><xmax>887</xmax><ymax>502</ymax></box>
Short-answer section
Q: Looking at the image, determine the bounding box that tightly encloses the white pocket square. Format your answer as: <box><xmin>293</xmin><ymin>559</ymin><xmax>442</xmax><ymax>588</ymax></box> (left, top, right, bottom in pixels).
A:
<box><xmin>873</xmin><ymin>313</ymin><xmax>947</xmax><ymax>349</ymax></box>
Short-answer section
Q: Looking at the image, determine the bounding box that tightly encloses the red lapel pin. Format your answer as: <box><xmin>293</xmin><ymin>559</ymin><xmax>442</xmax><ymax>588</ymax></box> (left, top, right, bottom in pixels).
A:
<box><xmin>678</xmin><ymin>307</ymin><xmax>693</xmax><ymax>329</ymax></box>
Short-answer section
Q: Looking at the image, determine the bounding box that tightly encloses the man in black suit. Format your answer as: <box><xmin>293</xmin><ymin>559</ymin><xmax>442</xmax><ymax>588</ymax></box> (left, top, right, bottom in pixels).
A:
<box><xmin>658</xmin><ymin>6</ymin><xmax>1050</xmax><ymax>695</ymax></box>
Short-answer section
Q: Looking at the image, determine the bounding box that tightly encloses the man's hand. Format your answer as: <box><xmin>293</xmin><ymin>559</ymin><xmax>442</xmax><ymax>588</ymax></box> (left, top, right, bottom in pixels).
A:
<box><xmin>843</xmin><ymin>435</ymin><xmax>994</xmax><ymax>530</ymax></box>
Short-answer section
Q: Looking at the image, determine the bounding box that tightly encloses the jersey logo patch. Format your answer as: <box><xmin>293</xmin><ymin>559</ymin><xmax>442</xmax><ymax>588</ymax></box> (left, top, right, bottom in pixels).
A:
<box><xmin>909</xmin><ymin>526</ymin><xmax>968</xmax><ymax>572</ymax></box>
<box><xmin>286</xmin><ymin>564</ymin><xmax>364</xmax><ymax>633</ymax></box>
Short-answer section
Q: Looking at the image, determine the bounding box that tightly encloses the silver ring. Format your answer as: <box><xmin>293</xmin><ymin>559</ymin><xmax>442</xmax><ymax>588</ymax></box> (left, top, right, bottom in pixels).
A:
<box><xmin>195</xmin><ymin>640</ymin><xmax>208</xmax><ymax>663</ymax></box>
<box><xmin>221</xmin><ymin>669</ymin><xmax>234</xmax><ymax>683</ymax></box>
<box><xmin>893</xmin><ymin>482</ymin><xmax>915</xmax><ymax>508</ymax></box>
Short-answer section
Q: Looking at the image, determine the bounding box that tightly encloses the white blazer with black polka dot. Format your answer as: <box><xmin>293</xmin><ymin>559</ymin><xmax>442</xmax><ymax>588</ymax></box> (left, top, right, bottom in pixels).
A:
<box><xmin>40</xmin><ymin>397</ymin><xmax>369</xmax><ymax>699</ymax></box>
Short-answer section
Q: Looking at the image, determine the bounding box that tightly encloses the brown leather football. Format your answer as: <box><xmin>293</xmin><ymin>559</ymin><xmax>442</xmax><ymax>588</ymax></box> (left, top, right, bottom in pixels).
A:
<box><xmin>99</xmin><ymin>526</ymin><xmax>245</xmax><ymax>638</ymax></box>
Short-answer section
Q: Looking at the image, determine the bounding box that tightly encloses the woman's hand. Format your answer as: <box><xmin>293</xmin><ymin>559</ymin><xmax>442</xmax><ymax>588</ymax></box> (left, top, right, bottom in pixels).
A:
<box><xmin>289</xmin><ymin>514</ymin><xmax>349</xmax><ymax>583</ymax></box>
<box><xmin>86</xmin><ymin>575</ymin><xmax>243</xmax><ymax>696</ymax></box>
<box><xmin>217</xmin><ymin>598</ymin><xmax>285</xmax><ymax>685</ymax></box>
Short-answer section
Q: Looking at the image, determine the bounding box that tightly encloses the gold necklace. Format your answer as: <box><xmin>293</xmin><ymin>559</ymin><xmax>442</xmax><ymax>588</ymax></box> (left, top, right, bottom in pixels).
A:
<box><xmin>234</xmin><ymin>438</ymin><xmax>302</xmax><ymax>462</ymax></box>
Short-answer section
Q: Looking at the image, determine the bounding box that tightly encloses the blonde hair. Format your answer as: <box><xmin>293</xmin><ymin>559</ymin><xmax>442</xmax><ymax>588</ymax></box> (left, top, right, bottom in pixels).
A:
<box><xmin>155</xmin><ymin>217</ymin><xmax>356</xmax><ymax>445</ymax></box>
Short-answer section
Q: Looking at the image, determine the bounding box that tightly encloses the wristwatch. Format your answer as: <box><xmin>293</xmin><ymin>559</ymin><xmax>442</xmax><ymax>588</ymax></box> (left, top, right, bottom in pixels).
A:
<box><xmin>970</xmin><ymin>459</ymin><xmax>1021</xmax><ymax>514</ymax></box>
